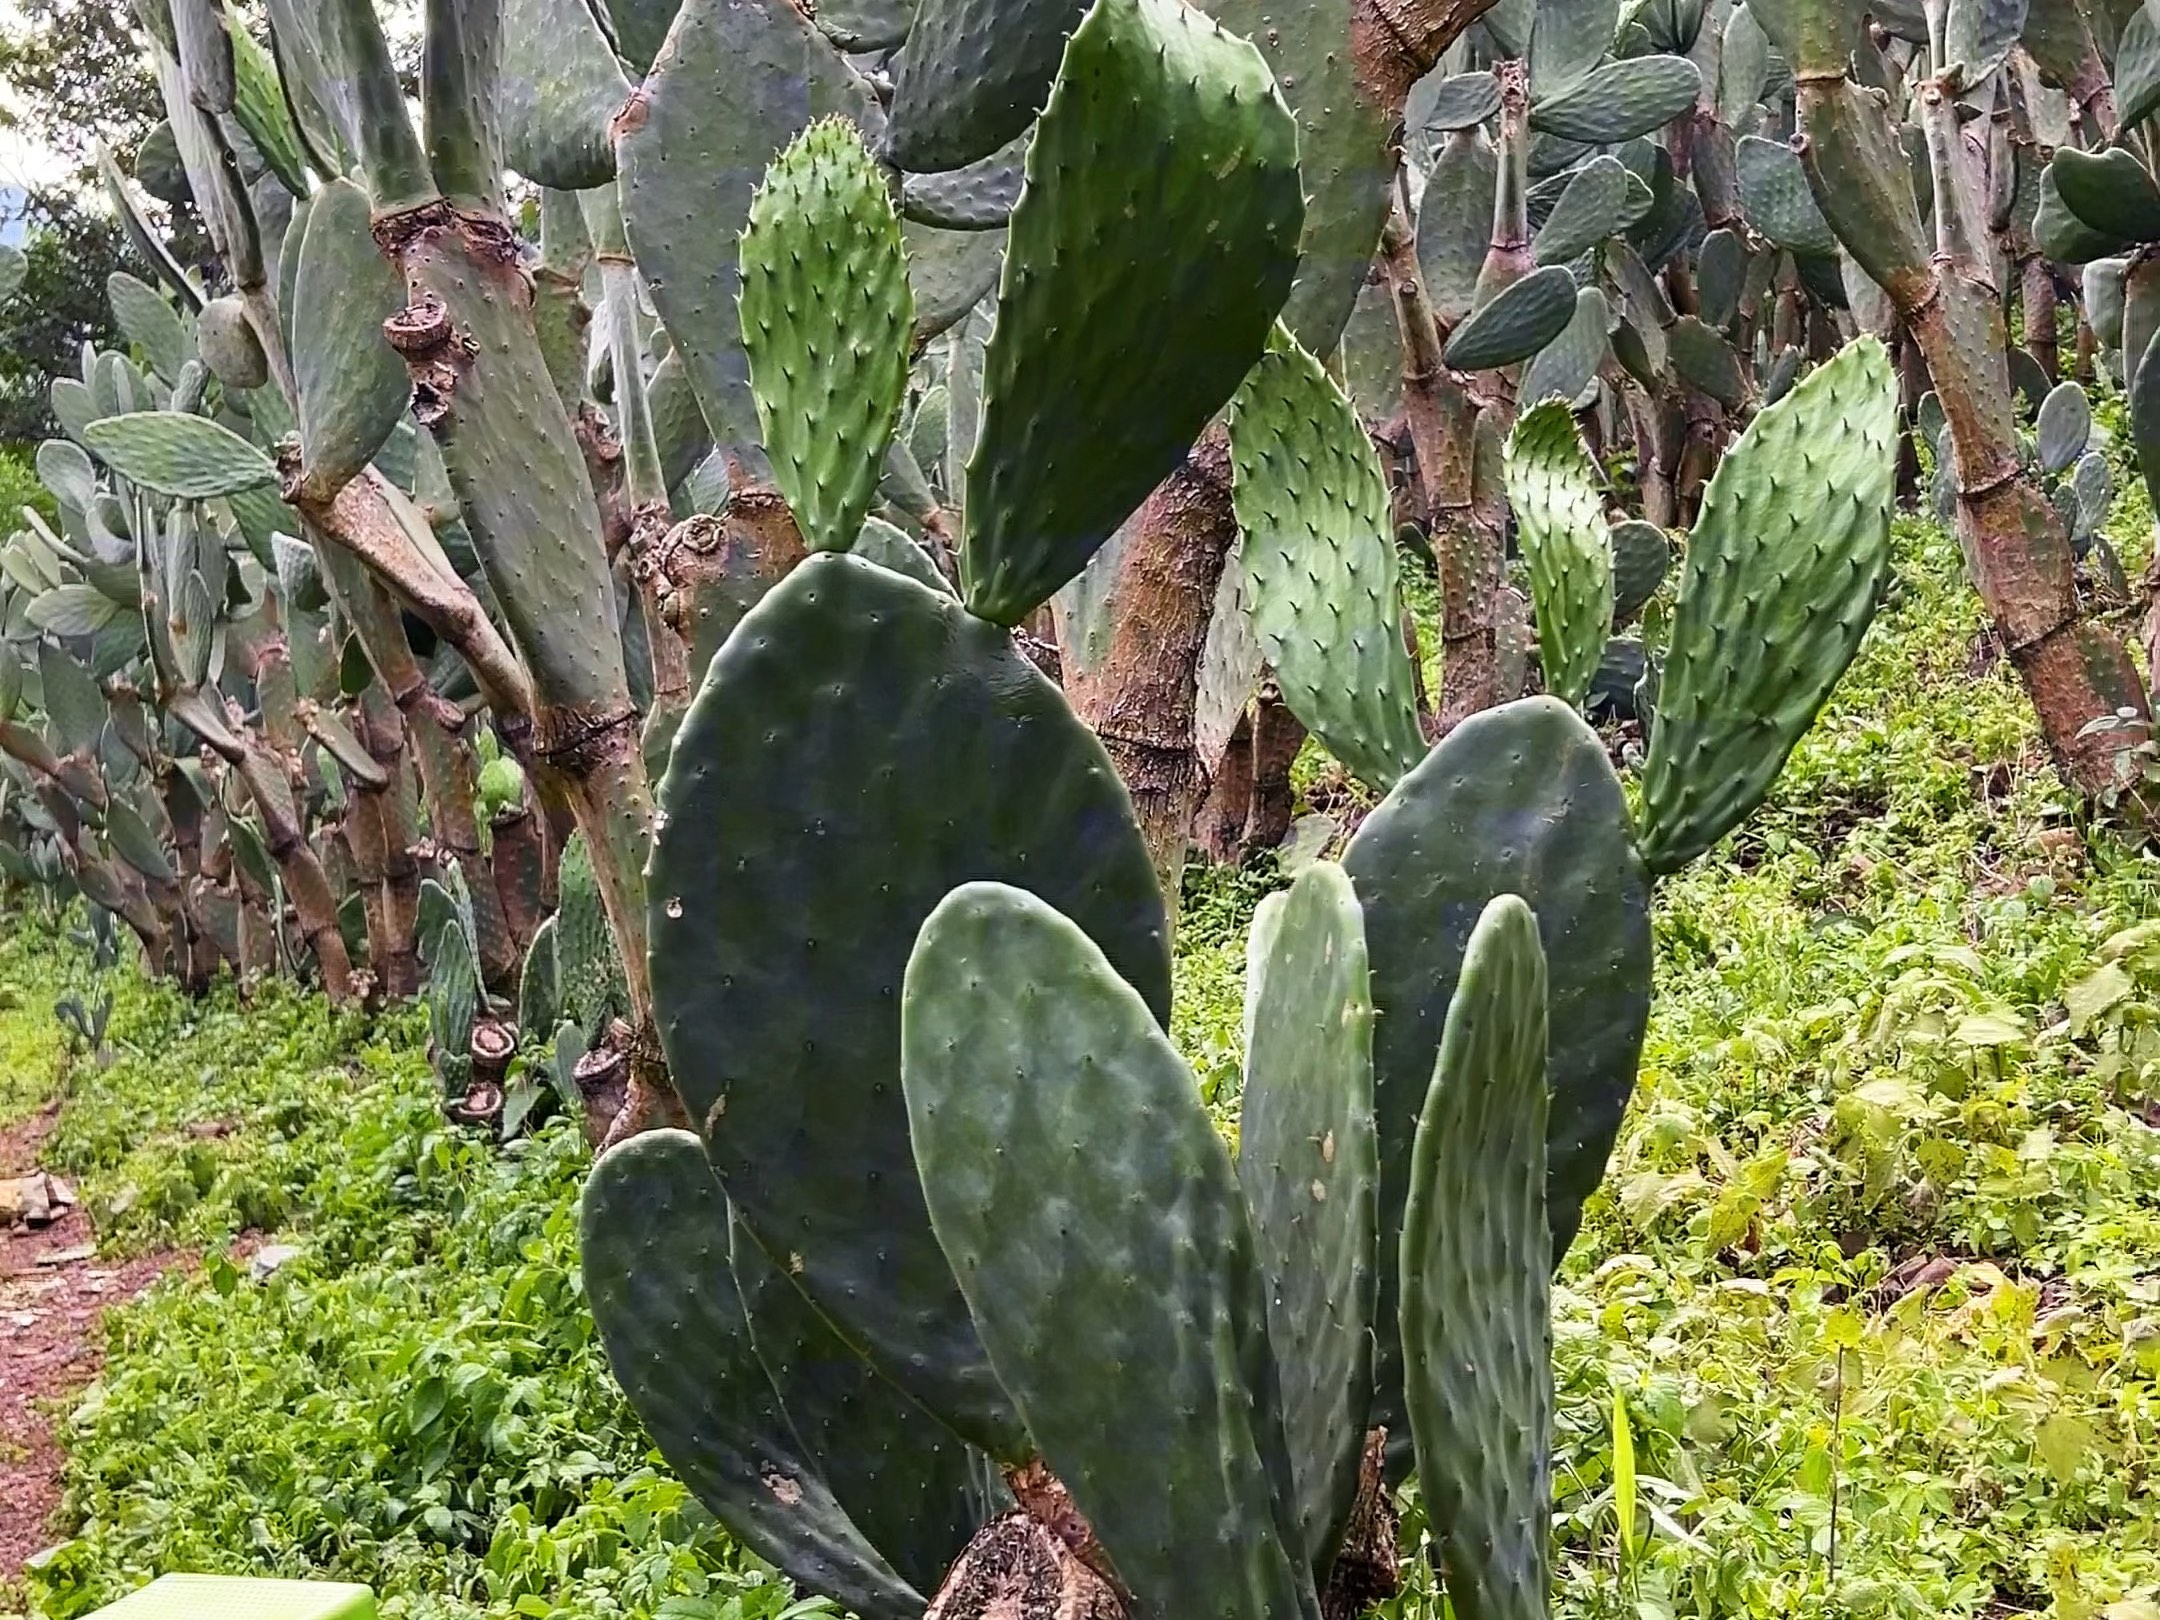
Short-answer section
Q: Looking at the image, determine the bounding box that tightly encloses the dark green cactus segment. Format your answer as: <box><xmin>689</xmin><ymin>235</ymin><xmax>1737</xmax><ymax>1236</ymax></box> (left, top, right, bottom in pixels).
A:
<box><xmin>1235</xmin><ymin>862</ymin><xmax>1378</xmax><ymax>1582</ymax></box>
<box><xmin>579</xmin><ymin>1131</ymin><xmax>924</xmax><ymax>1620</ymax></box>
<box><xmin>293</xmin><ymin>178</ymin><xmax>410</xmax><ymax>504</ymax></box>
<box><xmin>618</xmin><ymin>0</ymin><xmax>878</xmax><ymax>464</ymax></box>
<box><xmin>1443</xmin><ymin>264</ymin><xmax>1578</xmax><ymax>372</ymax></box>
<box><xmin>1528</xmin><ymin>55</ymin><xmax>1701</xmax><ymax>143</ymax></box>
<box><xmin>1417</xmin><ymin>130</ymin><xmax>1499</xmax><ymax>328</ymax></box>
<box><xmin>2033</xmin><ymin>160</ymin><xmax>2127</xmax><ymax>265</ymax></box>
<box><xmin>556</xmin><ymin>832</ymin><xmax>629</xmax><ymax>1038</ymax></box>
<box><xmin>1735</xmin><ymin>134</ymin><xmax>1838</xmax><ymax>259</ymax></box>
<box><xmin>501</xmin><ymin>0</ymin><xmax>629</xmax><ymax>189</ymax></box>
<box><xmin>903</xmin><ymin>882</ymin><xmax>1318</xmax><ymax>1620</ymax></box>
<box><xmin>649</xmin><ymin>554</ymin><xmax>1169</xmax><ymax>1456</ymax></box>
<box><xmin>1668</xmin><ymin>315</ymin><xmax>1748</xmax><ymax>410</ymax></box>
<box><xmin>903</xmin><ymin>221</ymin><xmax>1005</xmax><ymax>344</ymax></box>
<box><xmin>1227</xmin><ymin>331</ymin><xmax>1426</xmax><ymax>793</ymax></box>
<box><xmin>426</xmin><ymin>914</ymin><xmax>478</xmax><ymax>1095</ymax></box>
<box><xmin>740</xmin><ymin>119</ymin><xmax>913</xmax><ymax>555</ymax></box>
<box><xmin>959</xmin><ymin>0</ymin><xmax>1302</xmax><ymax>626</ymax></box>
<box><xmin>1420</xmin><ymin>71</ymin><xmax>1502</xmax><ymax>131</ymax></box>
<box><xmin>812</xmin><ymin>0</ymin><xmax>911</xmax><ymax>50</ymax></box>
<box><xmin>1517</xmin><ymin>286</ymin><xmax>1610</xmax><ymax>412</ymax></box>
<box><xmin>106</xmin><ymin>272</ymin><xmax>188</xmax><ymax>384</ymax></box>
<box><xmin>516</xmin><ymin>913</ymin><xmax>560</xmax><ymax>1039</ymax></box>
<box><xmin>2048</xmin><ymin>148</ymin><xmax>2160</xmax><ymax>246</ymax></box>
<box><xmin>729</xmin><ymin>1220</ymin><xmax>991</xmax><ymax>1595</ymax></box>
<box><xmin>1530</xmin><ymin>0</ymin><xmax>1620</xmax><ymax>98</ymax></box>
<box><xmin>1640</xmin><ymin>337</ymin><xmax>1896</xmax><ymax>875</ymax></box>
<box><xmin>1398</xmin><ymin>894</ymin><xmax>1551</xmax><ymax>1620</ymax></box>
<box><xmin>2036</xmin><ymin>382</ymin><xmax>2091</xmax><ymax>476</ymax></box>
<box><xmin>1532</xmin><ymin>155</ymin><xmax>1627</xmax><ymax>266</ymax></box>
<box><xmin>900</xmin><ymin>138</ymin><xmax>1027</xmax><ymax>231</ymax></box>
<box><xmin>1341</xmin><ymin>696</ymin><xmax>1650</xmax><ymax>1470</ymax></box>
<box><xmin>1504</xmin><ymin>401</ymin><xmax>1613</xmax><ymax>711</ymax></box>
<box><xmin>1205</xmin><ymin>0</ymin><xmax>1391</xmax><ymax>353</ymax></box>
<box><xmin>883</xmin><ymin>0</ymin><xmax>1083</xmax><ymax>173</ymax></box>
<box><xmin>1608</xmin><ymin>518</ymin><xmax>1669</xmax><ymax>626</ymax></box>
<box><xmin>854</xmin><ymin>515</ymin><xmax>956</xmax><ymax>596</ymax></box>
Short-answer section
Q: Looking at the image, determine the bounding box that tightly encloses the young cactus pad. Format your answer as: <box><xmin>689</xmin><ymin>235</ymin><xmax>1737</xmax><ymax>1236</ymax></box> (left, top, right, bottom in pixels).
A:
<box><xmin>1399</xmin><ymin>894</ymin><xmax>1552</xmax><ymax>1620</ymax></box>
<box><xmin>903</xmin><ymin>881</ymin><xmax>1318</xmax><ymax>1620</ymax></box>
<box><xmin>1637</xmin><ymin>336</ymin><xmax>1897</xmax><ymax>873</ymax></box>
<box><xmin>738</xmin><ymin>119</ymin><xmax>913</xmax><ymax>554</ymax></box>
<box><xmin>648</xmin><ymin>553</ymin><xmax>1169</xmax><ymax>1457</ymax></box>
<box><xmin>1504</xmin><ymin>400</ymin><xmax>1614</xmax><ymax>711</ymax></box>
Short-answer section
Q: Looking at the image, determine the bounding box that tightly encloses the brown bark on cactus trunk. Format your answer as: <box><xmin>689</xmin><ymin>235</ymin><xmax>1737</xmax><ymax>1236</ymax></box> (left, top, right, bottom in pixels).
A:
<box><xmin>1060</xmin><ymin>430</ymin><xmax>1240</xmax><ymax>924</ymax></box>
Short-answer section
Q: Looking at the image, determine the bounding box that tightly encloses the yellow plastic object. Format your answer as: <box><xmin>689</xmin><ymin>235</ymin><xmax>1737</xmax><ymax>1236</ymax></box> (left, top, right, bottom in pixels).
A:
<box><xmin>89</xmin><ymin>1575</ymin><xmax>377</xmax><ymax>1620</ymax></box>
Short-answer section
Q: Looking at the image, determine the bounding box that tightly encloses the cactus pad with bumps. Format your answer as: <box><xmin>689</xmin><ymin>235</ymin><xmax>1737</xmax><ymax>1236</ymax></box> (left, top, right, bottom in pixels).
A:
<box><xmin>884</xmin><ymin>0</ymin><xmax>1085</xmax><ymax>173</ymax></box>
<box><xmin>1398</xmin><ymin>895</ymin><xmax>1551</xmax><ymax>1620</ymax></box>
<box><xmin>904</xmin><ymin>882</ymin><xmax>1317</xmax><ymax>1620</ymax></box>
<box><xmin>1228</xmin><ymin>330</ymin><xmax>1427</xmax><ymax>792</ymax></box>
<box><xmin>1444</xmin><ymin>265</ymin><xmax>1579</xmax><ymax>372</ymax></box>
<box><xmin>1235</xmin><ymin>862</ymin><xmax>1378</xmax><ymax>1580</ymax></box>
<box><xmin>1504</xmin><ymin>401</ymin><xmax>1613</xmax><ymax>711</ymax></box>
<box><xmin>649</xmin><ymin>554</ymin><xmax>1169</xmax><ymax>1456</ymax></box>
<box><xmin>580</xmin><ymin>1131</ymin><xmax>923</xmax><ymax>1620</ymax></box>
<box><xmin>293</xmin><ymin>179</ymin><xmax>410</xmax><ymax>503</ymax></box>
<box><xmin>1342</xmin><ymin>696</ymin><xmax>1648</xmax><ymax>1469</ymax></box>
<box><xmin>1639</xmin><ymin>336</ymin><xmax>1896</xmax><ymax>874</ymax></box>
<box><xmin>740</xmin><ymin>120</ymin><xmax>913</xmax><ymax>554</ymax></box>
<box><xmin>960</xmin><ymin>0</ymin><xmax>1303</xmax><ymax>625</ymax></box>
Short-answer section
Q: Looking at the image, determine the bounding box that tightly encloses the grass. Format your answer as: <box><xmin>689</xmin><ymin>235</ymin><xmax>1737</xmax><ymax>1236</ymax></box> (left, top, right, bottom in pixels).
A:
<box><xmin>5</xmin><ymin>510</ymin><xmax>2160</xmax><ymax>1620</ymax></box>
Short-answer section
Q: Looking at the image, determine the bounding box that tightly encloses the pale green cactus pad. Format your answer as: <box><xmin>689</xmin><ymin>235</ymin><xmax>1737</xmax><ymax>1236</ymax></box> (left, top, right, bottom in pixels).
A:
<box><xmin>1504</xmin><ymin>399</ymin><xmax>1614</xmax><ymax>710</ymax></box>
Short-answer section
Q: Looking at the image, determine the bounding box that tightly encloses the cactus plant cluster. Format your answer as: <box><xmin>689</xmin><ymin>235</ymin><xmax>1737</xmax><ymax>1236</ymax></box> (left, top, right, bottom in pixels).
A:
<box><xmin>577</xmin><ymin>15</ymin><xmax>1903</xmax><ymax>1613</ymax></box>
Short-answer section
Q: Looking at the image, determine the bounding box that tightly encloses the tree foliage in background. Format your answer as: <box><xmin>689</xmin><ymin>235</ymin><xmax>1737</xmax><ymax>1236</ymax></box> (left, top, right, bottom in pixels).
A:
<box><xmin>0</xmin><ymin>191</ymin><xmax>142</xmax><ymax>445</ymax></box>
<box><xmin>0</xmin><ymin>0</ymin><xmax>161</xmax><ymax>174</ymax></box>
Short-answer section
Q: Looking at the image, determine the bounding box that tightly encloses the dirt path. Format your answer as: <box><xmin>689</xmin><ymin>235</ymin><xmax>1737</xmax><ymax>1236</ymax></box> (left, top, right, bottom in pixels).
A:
<box><xmin>0</xmin><ymin>1104</ymin><xmax>184</xmax><ymax>1584</ymax></box>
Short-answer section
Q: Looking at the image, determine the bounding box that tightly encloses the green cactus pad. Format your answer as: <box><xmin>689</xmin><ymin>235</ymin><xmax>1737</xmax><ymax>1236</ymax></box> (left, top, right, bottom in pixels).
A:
<box><xmin>903</xmin><ymin>881</ymin><xmax>1317</xmax><ymax>1620</ymax></box>
<box><xmin>82</xmin><ymin>412</ymin><xmax>275</xmax><ymax>498</ymax></box>
<box><xmin>739</xmin><ymin>120</ymin><xmax>913</xmax><ymax>554</ymax></box>
<box><xmin>580</xmin><ymin>1131</ymin><xmax>923</xmax><ymax>1620</ymax></box>
<box><xmin>1668</xmin><ymin>315</ymin><xmax>1748</xmax><ymax>410</ymax></box>
<box><xmin>1342</xmin><ymin>696</ymin><xmax>1649</xmax><ymax>1469</ymax></box>
<box><xmin>1735</xmin><ymin>134</ymin><xmax>1839</xmax><ymax>259</ymax></box>
<box><xmin>1205</xmin><ymin>0</ymin><xmax>1391</xmax><ymax>353</ymax></box>
<box><xmin>1528</xmin><ymin>55</ymin><xmax>1701</xmax><ymax>143</ymax></box>
<box><xmin>902</xmin><ymin>221</ymin><xmax>1005</xmax><ymax>344</ymax></box>
<box><xmin>555</xmin><ymin>832</ymin><xmax>628</xmax><ymax>1039</ymax></box>
<box><xmin>1235</xmin><ymin>862</ymin><xmax>1378</xmax><ymax>1580</ymax></box>
<box><xmin>853</xmin><ymin>515</ymin><xmax>955</xmax><ymax>595</ymax></box>
<box><xmin>1531</xmin><ymin>0</ymin><xmax>1621</xmax><ymax>96</ymax></box>
<box><xmin>502</xmin><ymin>0</ymin><xmax>629</xmax><ymax>189</ymax></box>
<box><xmin>899</xmin><ymin>137</ymin><xmax>1027</xmax><ymax>231</ymax></box>
<box><xmin>2049</xmin><ymin>148</ymin><xmax>2160</xmax><ymax>246</ymax></box>
<box><xmin>293</xmin><ymin>179</ymin><xmax>410</xmax><ymax>503</ymax></box>
<box><xmin>1421</xmin><ymin>71</ymin><xmax>1502</xmax><ymax>131</ymax></box>
<box><xmin>1227</xmin><ymin>331</ymin><xmax>1426</xmax><ymax>792</ymax></box>
<box><xmin>1532</xmin><ymin>155</ymin><xmax>1628</xmax><ymax>266</ymax></box>
<box><xmin>649</xmin><ymin>554</ymin><xmax>1169</xmax><ymax>1456</ymax></box>
<box><xmin>1504</xmin><ymin>401</ymin><xmax>1613</xmax><ymax>710</ymax></box>
<box><xmin>425</xmin><ymin>914</ymin><xmax>478</xmax><ymax>1094</ymax></box>
<box><xmin>1639</xmin><ymin>336</ymin><xmax>1896</xmax><ymax>874</ymax></box>
<box><xmin>2036</xmin><ymin>381</ymin><xmax>2091</xmax><ymax>475</ymax></box>
<box><xmin>1398</xmin><ymin>894</ymin><xmax>1551</xmax><ymax>1620</ymax></box>
<box><xmin>883</xmin><ymin>0</ymin><xmax>1083</xmax><ymax>173</ymax></box>
<box><xmin>1443</xmin><ymin>264</ymin><xmax>1579</xmax><ymax>372</ymax></box>
<box><xmin>728</xmin><ymin>1221</ymin><xmax>990</xmax><ymax>1595</ymax></box>
<box><xmin>516</xmin><ymin>914</ymin><xmax>559</xmax><ymax>1039</ymax></box>
<box><xmin>959</xmin><ymin>0</ymin><xmax>1302</xmax><ymax>626</ymax></box>
<box><xmin>1608</xmin><ymin>518</ymin><xmax>1670</xmax><ymax>625</ymax></box>
<box><xmin>106</xmin><ymin>272</ymin><xmax>189</xmax><ymax>384</ymax></box>
<box><xmin>196</xmin><ymin>297</ymin><xmax>268</xmax><ymax>390</ymax></box>
<box><xmin>1417</xmin><ymin>131</ymin><xmax>1498</xmax><ymax>331</ymax></box>
<box><xmin>617</xmin><ymin>0</ymin><xmax>878</xmax><ymax>464</ymax></box>
<box><xmin>1517</xmin><ymin>286</ymin><xmax>1611</xmax><ymax>411</ymax></box>
<box><xmin>2034</xmin><ymin>160</ymin><xmax>2128</xmax><ymax>264</ymax></box>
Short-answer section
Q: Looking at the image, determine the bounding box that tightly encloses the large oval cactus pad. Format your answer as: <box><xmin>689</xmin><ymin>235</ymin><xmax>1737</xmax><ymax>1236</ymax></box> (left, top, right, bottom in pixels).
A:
<box><xmin>904</xmin><ymin>883</ymin><xmax>1318</xmax><ymax>1620</ymax></box>
<box><xmin>649</xmin><ymin>554</ymin><xmax>1171</xmax><ymax>1456</ymax></box>
<box><xmin>580</xmin><ymin>1131</ymin><xmax>922</xmax><ymax>1620</ymax></box>
<box><xmin>960</xmin><ymin>0</ymin><xmax>1303</xmax><ymax>625</ymax></box>
<box><xmin>1236</xmin><ymin>862</ymin><xmax>1379</xmax><ymax>1580</ymax></box>
<box><xmin>1398</xmin><ymin>896</ymin><xmax>1552</xmax><ymax>1620</ymax></box>
<box><xmin>1341</xmin><ymin>696</ymin><xmax>1648</xmax><ymax>1471</ymax></box>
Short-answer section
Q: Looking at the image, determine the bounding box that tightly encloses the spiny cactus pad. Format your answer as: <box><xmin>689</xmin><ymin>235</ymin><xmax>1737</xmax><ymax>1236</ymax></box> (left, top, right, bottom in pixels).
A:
<box><xmin>883</xmin><ymin>0</ymin><xmax>1085</xmax><ymax>173</ymax></box>
<box><xmin>293</xmin><ymin>179</ymin><xmax>411</xmax><ymax>502</ymax></box>
<box><xmin>1235</xmin><ymin>862</ymin><xmax>1378</xmax><ymax>1579</ymax></box>
<box><xmin>1527</xmin><ymin>54</ymin><xmax>1701</xmax><ymax>143</ymax></box>
<box><xmin>500</xmin><ymin>0</ymin><xmax>628</xmax><ymax>189</ymax></box>
<box><xmin>1504</xmin><ymin>401</ymin><xmax>1614</xmax><ymax>711</ymax></box>
<box><xmin>1444</xmin><ymin>265</ymin><xmax>1579</xmax><ymax>372</ymax></box>
<box><xmin>1639</xmin><ymin>336</ymin><xmax>1896</xmax><ymax>874</ymax></box>
<box><xmin>1517</xmin><ymin>285</ymin><xmax>1611</xmax><ymax>412</ymax></box>
<box><xmin>1398</xmin><ymin>894</ymin><xmax>1552</xmax><ymax>1620</ymax></box>
<box><xmin>617</xmin><ymin>0</ymin><xmax>877</xmax><ymax>465</ymax></box>
<box><xmin>1418</xmin><ymin>130</ymin><xmax>1499</xmax><ymax>328</ymax></box>
<box><xmin>1532</xmin><ymin>154</ymin><xmax>1628</xmax><ymax>266</ymax></box>
<box><xmin>728</xmin><ymin>1218</ymin><xmax>990</xmax><ymax>1595</ymax></box>
<box><xmin>903</xmin><ymin>881</ymin><xmax>1316</xmax><ymax>1620</ymax></box>
<box><xmin>959</xmin><ymin>0</ymin><xmax>1303</xmax><ymax>625</ymax></box>
<box><xmin>739</xmin><ymin>120</ymin><xmax>913</xmax><ymax>554</ymax></box>
<box><xmin>1341</xmin><ymin>696</ymin><xmax>1649</xmax><ymax>1469</ymax></box>
<box><xmin>649</xmin><ymin>554</ymin><xmax>1169</xmax><ymax>1455</ymax></box>
<box><xmin>1227</xmin><ymin>331</ymin><xmax>1427</xmax><ymax>792</ymax></box>
<box><xmin>81</xmin><ymin>412</ymin><xmax>276</xmax><ymax>499</ymax></box>
<box><xmin>1608</xmin><ymin>518</ymin><xmax>1670</xmax><ymax>625</ymax></box>
<box><xmin>853</xmin><ymin>515</ymin><xmax>955</xmax><ymax>595</ymax></box>
<box><xmin>580</xmin><ymin>1131</ymin><xmax>922</xmax><ymax>1620</ymax></box>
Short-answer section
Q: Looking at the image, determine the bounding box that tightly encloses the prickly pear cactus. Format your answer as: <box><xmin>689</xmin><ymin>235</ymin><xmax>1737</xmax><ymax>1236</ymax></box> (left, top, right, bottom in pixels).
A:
<box><xmin>1503</xmin><ymin>401</ymin><xmax>1613</xmax><ymax>711</ymax></box>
